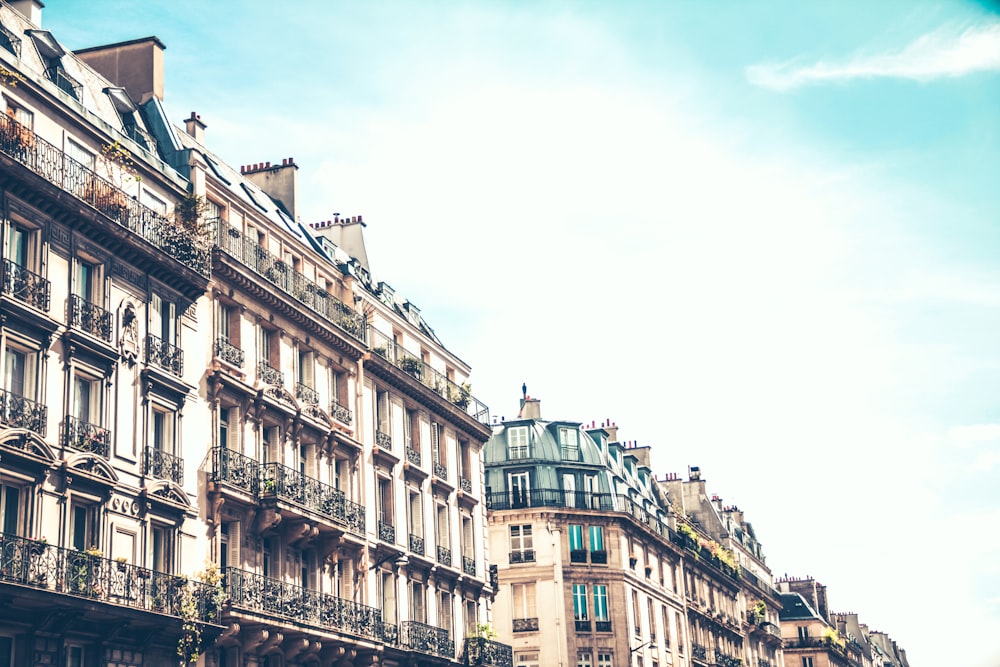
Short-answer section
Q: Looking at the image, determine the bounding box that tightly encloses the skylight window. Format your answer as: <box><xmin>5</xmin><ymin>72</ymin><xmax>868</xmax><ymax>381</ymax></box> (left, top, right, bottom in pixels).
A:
<box><xmin>239</xmin><ymin>182</ymin><xmax>268</xmax><ymax>213</ymax></box>
<box><xmin>204</xmin><ymin>154</ymin><xmax>231</xmax><ymax>185</ymax></box>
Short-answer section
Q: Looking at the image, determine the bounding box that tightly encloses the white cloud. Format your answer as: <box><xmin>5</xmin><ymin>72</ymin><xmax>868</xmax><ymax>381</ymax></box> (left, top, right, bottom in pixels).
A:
<box><xmin>747</xmin><ymin>22</ymin><xmax>1000</xmax><ymax>90</ymax></box>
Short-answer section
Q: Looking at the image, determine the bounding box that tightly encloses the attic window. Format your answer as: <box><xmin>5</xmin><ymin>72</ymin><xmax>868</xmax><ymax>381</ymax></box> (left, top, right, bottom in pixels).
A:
<box><xmin>0</xmin><ymin>22</ymin><xmax>21</xmax><ymax>57</ymax></box>
<box><xmin>239</xmin><ymin>183</ymin><xmax>268</xmax><ymax>213</ymax></box>
<box><xmin>26</xmin><ymin>30</ymin><xmax>81</xmax><ymax>101</ymax></box>
<box><xmin>103</xmin><ymin>87</ymin><xmax>154</xmax><ymax>151</ymax></box>
<box><xmin>204</xmin><ymin>154</ymin><xmax>231</xmax><ymax>185</ymax></box>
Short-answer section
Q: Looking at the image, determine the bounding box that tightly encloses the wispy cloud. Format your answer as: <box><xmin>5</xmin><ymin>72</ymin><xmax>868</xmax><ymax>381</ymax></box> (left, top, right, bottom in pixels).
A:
<box><xmin>747</xmin><ymin>22</ymin><xmax>1000</xmax><ymax>90</ymax></box>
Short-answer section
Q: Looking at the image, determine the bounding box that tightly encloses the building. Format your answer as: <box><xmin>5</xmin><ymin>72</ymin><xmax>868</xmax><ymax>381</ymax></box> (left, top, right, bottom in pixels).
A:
<box><xmin>0</xmin><ymin>1</ymin><xmax>507</xmax><ymax>665</ymax></box>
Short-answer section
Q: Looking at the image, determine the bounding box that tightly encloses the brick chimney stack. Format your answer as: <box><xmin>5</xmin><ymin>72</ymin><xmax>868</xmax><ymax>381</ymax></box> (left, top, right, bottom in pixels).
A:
<box><xmin>242</xmin><ymin>158</ymin><xmax>299</xmax><ymax>219</ymax></box>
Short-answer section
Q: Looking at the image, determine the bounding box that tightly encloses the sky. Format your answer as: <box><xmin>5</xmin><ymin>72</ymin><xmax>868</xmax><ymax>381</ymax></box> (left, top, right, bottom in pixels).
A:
<box><xmin>46</xmin><ymin>1</ymin><xmax>1000</xmax><ymax>664</ymax></box>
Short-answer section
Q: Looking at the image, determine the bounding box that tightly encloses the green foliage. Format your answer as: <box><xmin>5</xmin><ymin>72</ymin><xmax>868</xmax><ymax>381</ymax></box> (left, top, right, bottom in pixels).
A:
<box><xmin>471</xmin><ymin>622</ymin><xmax>497</xmax><ymax>640</ymax></box>
<box><xmin>177</xmin><ymin>562</ymin><xmax>226</xmax><ymax>664</ymax></box>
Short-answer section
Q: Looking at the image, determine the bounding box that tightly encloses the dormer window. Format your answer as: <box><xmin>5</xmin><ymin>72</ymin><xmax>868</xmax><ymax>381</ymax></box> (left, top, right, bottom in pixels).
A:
<box><xmin>0</xmin><ymin>21</ymin><xmax>21</xmax><ymax>57</ymax></box>
<box><xmin>26</xmin><ymin>30</ymin><xmax>81</xmax><ymax>100</ymax></box>
<box><xmin>104</xmin><ymin>87</ymin><xmax>154</xmax><ymax>150</ymax></box>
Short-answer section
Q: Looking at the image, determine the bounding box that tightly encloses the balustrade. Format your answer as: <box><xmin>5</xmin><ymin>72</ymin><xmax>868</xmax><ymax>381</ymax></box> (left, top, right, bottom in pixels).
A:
<box><xmin>145</xmin><ymin>446</ymin><xmax>184</xmax><ymax>485</ymax></box>
<box><xmin>211</xmin><ymin>446</ymin><xmax>260</xmax><ymax>495</ymax></box>
<box><xmin>70</xmin><ymin>294</ymin><xmax>112</xmax><ymax>342</ymax></box>
<box><xmin>330</xmin><ymin>399</ymin><xmax>353</xmax><ymax>425</ymax></box>
<box><xmin>295</xmin><ymin>382</ymin><xmax>319</xmax><ymax>405</ymax></box>
<box><xmin>64</xmin><ymin>415</ymin><xmax>110</xmax><ymax>458</ymax></box>
<box><xmin>146</xmin><ymin>334</ymin><xmax>184</xmax><ymax>376</ymax></box>
<box><xmin>0</xmin><ymin>388</ymin><xmax>47</xmax><ymax>435</ymax></box>
<box><xmin>214</xmin><ymin>337</ymin><xmax>245</xmax><ymax>368</ymax></box>
<box><xmin>464</xmin><ymin>637</ymin><xmax>513</xmax><ymax>667</ymax></box>
<box><xmin>2</xmin><ymin>259</ymin><xmax>50</xmax><ymax>311</ymax></box>
<box><xmin>257</xmin><ymin>361</ymin><xmax>283</xmax><ymax>385</ymax></box>
<box><xmin>400</xmin><ymin>620</ymin><xmax>452</xmax><ymax>658</ymax></box>
<box><xmin>261</xmin><ymin>462</ymin><xmax>365</xmax><ymax>535</ymax></box>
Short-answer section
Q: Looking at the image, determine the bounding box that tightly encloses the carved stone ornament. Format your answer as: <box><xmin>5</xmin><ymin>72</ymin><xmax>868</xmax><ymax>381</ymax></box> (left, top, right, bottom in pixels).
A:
<box><xmin>119</xmin><ymin>302</ymin><xmax>139</xmax><ymax>366</ymax></box>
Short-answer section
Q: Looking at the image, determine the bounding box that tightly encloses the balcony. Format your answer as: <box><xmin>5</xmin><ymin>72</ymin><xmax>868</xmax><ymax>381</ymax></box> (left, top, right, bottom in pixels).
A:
<box><xmin>144</xmin><ymin>446</ymin><xmax>184</xmax><ymax>485</ymax></box>
<box><xmin>595</xmin><ymin>621</ymin><xmax>612</xmax><ymax>632</ymax></box>
<box><xmin>460</xmin><ymin>476</ymin><xmax>473</xmax><ymax>493</ymax></box>
<box><xmin>433</xmin><ymin>461</ymin><xmax>447</xmax><ymax>479</ymax></box>
<box><xmin>488</xmin><ymin>564</ymin><xmax>498</xmax><ymax>589</ymax></box>
<box><xmin>437</xmin><ymin>545</ymin><xmax>452</xmax><ymax>566</ymax></box>
<box><xmin>575</xmin><ymin>619</ymin><xmax>591</xmax><ymax>632</ymax></box>
<box><xmin>2</xmin><ymin>259</ymin><xmax>50</xmax><ymax>311</ymax></box>
<box><xmin>214</xmin><ymin>337</ymin><xmax>245</xmax><ymax>368</ymax></box>
<box><xmin>226</xmin><ymin>568</ymin><xmax>383</xmax><ymax>641</ymax></box>
<box><xmin>261</xmin><ymin>462</ymin><xmax>365</xmax><ymax>536</ymax></box>
<box><xmin>0</xmin><ymin>113</ymin><xmax>210</xmax><ymax>278</ymax></box>
<box><xmin>375</xmin><ymin>430</ymin><xmax>392</xmax><ymax>449</ymax></box>
<box><xmin>330</xmin><ymin>398</ymin><xmax>353</xmax><ymax>425</ymax></box>
<box><xmin>512</xmin><ymin>618</ymin><xmax>539</xmax><ymax>633</ymax></box>
<box><xmin>405</xmin><ymin>445</ymin><xmax>421</xmax><ymax>467</ymax></box>
<box><xmin>368</xmin><ymin>327</ymin><xmax>490</xmax><ymax>426</ymax></box>
<box><xmin>399</xmin><ymin>620</ymin><xmax>452</xmax><ymax>659</ymax></box>
<box><xmin>590</xmin><ymin>550</ymin><xmax>608</xmax><ymax>564</ymax></box>
<box><xmin>211</xmin><ymin>446</ymin><xmax>260</xmax><ymax>496</ymax></box>
<box><xmin>64</xmin><ymin>415</ymin><xmax>110</xmax><ymax>458</ymax></box>
<box><xmin>0</xmin><ymin>389</ymin><xmax>47</xmax><ymax>436</ymax></box>
<box><xmin>716</xmin><ymin>651</ymin><xmax>742</xmax><ymax>667</ymax></box>
<box><xmin>295</xmin><ymin>382</ymin><xmax>319</xmax><ymax>405</ymax></box>
<box><xmin>257</xmin><ymin>360</ymin><xmax>283</xmax><ymax>386</ymax></box>
<box><xmin>215</xmin><ymin>222</ymin><xmax>366</xmax><ymax>345</ymax></box>
<box><xmin>462</xmin><ymin>555</ymin><xmax>476</xmax><ymax>576</ymax></box>
<box><xmin>509</xmin><ymin>549</ymin><xmax>535</xmax><ymax>564</ymax></box>
<box><xmin>570</xmin><ymin>549</ymin><xmax>587</xmax><ymax>563</ymax></box>
<box><xmin>146</xmin><ymin>334</ymin><xmax>184</xmax><ymax>377</ymax></box>
<box><xmin>464</xmin><ymin>636</ymin><xmax>513</xmax><ymax>667</ymax></box>
<box><xmin>486</xmin><ymin>488</ymin><xmax>617</xmax><ymax>512</ymax></box>
<box><xmin>692</xmin><ymin>643</ymin><xmax>707</xmax><ymax>661</ymax></box>
<box><xmin>70</xmin><ymin>294</ymin><xmax>113</xmax><ymax>342</ymax></box>
<box><xmin>408</xmin><ymin>533</ymin><xmax>424</xmax><ymax>556</ymax></box>
<box><xmin>0</xmin><ymin>532</ymin><xmax>219</xmax><ymax>622</ymax></box>
<box><xmin>378</xmin><ymin>520</ymin><xmax>396</xmax><ymax>544</ymax></box>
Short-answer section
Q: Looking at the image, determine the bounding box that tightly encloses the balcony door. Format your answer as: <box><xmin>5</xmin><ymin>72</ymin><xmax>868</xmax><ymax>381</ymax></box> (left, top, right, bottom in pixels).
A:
<box><xmin>509</xmin><ymin>472</ymin><xmax>529</xmax><ymax>508</ymax></box>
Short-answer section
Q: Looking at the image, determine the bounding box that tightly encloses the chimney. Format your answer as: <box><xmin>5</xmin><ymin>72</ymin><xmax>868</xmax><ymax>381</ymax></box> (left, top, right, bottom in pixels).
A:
<box><xmin>9</xmin><ymin>0</ymin><xmax>42</xmax><ymax>26</ymax></box>
<box><xmin>75</xmin><ymin>36</ymin><xmax>166</xmax><ymax>104</ymax></box>
<box><xmin>242</xmin><ymin>158</ymin><xmax>298</xmax><ymax>219</ymax></box>
<box><xmin>519</xmin><ymin>397</ymin><xmax>541</xmax><ymax>420</ymax></box>
<box><xmin>185</xmin><ymin>112</ymin><xmax>206</xmax><ymax>143</ymax></box>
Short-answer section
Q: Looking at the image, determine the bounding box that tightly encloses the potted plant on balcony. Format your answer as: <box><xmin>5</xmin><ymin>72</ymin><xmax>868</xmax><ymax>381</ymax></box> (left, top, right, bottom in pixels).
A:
<box><xmin>399</xmin><ymin>356</ymin><xmax>422</xmax><ymax>379</ymax></box>
<box><xmin>450</xmin><ymin>383</ymin><xmax>471</xmax><ymax>409</ymax></box>
<box><xmin>2</xmin><ymin>107</ymin><xmax>35</xmax><ymax>154</ymax></box>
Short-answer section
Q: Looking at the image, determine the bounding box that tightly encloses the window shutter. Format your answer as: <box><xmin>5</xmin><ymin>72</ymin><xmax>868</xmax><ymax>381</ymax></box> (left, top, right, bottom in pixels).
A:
<box><xmin>227</xmin><ymin>521</ymin><xmax>241</xmax><ymax>570</ymax></box>
<box><xmin>227</xmin><ymin>407</ymin><xmax>240</xmax><ymax>451</ymax></box>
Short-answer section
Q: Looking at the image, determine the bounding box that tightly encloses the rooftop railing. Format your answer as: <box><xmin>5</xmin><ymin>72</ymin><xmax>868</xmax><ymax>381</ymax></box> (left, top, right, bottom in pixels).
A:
<box><xmin>0</xmin><ymin>112</ymin><xmax>210</xmax><ymax>277</ymax></box>
<box><xmin>215</xmin><ymin>221</ymin><xmax>366</xmax><ymax>345</ymax></box>
<box><xmin>369</xmin><ymin>327</ymin><xmax>490</xmax><ymax>425</ymax></box>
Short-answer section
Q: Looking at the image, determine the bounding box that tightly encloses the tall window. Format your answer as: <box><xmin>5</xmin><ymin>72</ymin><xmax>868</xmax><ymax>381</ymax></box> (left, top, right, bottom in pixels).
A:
<box><xmin>568</xmin><ymin>524</ymin><xmax>585</xmax><ymax>562</ymax></box>
<box><xmin>151</xmin><ymin>524</ymin><xmax>172</xmax><ymax>573</ymax></box>
<box><xmin>647</xmin><ymin>599</ymin><xmax>656</xmax><ymax>640</ymax></box>
<box><xmin>438</xmin><ymin>591</ymin><xmax>452</xmax><ymax>636</ymax></box>
<box><xmin>559</xmin><ymin>427</ymin><xmax>578</xmax><ymax>459</ymax></box>
<box><xmin>149</xmin><ymin>293</ymin><xmax>176</xmax><ymax>344</ymax></box>
<box><xmin>4</xmin><ymin>346</ymin><xmax>33</xmax><ymax>399</ymax></box>
<box><xmin>151</xmin><ymin>407</ymin><xmax>176</xmax><ymax>454</ymax></box>
<box><xmin>380</xmin><ymin>570</ymin><xmax>397</xmax><ymax>624</ymax></box>
<box><xmin>589</xmin><ymin>526</ymin><xmax>605</xmax><ymax>554</ymax></box>
<box><xmin>409</xmin><ymin>580</ymin><xmax>426</xmax><ymax>623</ymax></box>
<box><xmin>72</xmin><ymin>372</ymin><xmax>101</xmax><ymax>424</ymax></box>
<box><xmin>435</xmin><ymin>502</ymin><xmax>449</xmax><ymax>550</ymax></box>
<box><xmin>572</xmin><ymin>584</ymin><xmax>589</xmax><ymax>626</ymax></box>
<box><xmin>66</xmin><ymin>139</ymin><xmax>94</xmax><ymax>170</ymax></box>
<box><xmin>74</xmin><ymin>257</ymin><xmax>101</xmax><ymax>303</ymax></box>
<box><xmin>219</xmin><ymin>406</ymin><xmax>240</xmax><ymax>451</ymax></box>
<box><xmin>801</xmin><ymin>659</ymin><xmax>814</xmax><ymax>667</ymax></box>
<box><xmin>6</xmin><ymin>221</ymin><xmax>37</xmax><ymax>270</ymax></box>
<box><xmin>508</xmin><ymin>471</ymin><xmax>529</xmax><ymax>507</ymax></box>
<box><xmin>632</xmin><ymin>590</ymin><xmax>641</xmax><ymax>637</ymax></box>
<box><xmin>594</xmin><ymin>585</ymin><xmax>609</xmax><ymax>630</ymax></box>
<box><xmin>407</xmin><ymin>489</ymin><xmax>422</xmax><ymax>540</ymax></box>
<box><xmin>563</xmin><ymin>473</ymin><xmax>576</xmax><ymax>507</ymax></box>
<box><xmin>71</xmin><ymin>503</ymin><xmax>95</xmax><ymax>551</ymax></box>
<box><xmin>0</xmin><ymin>482</ymin><xmax>23</xmax><ymax>536</ymax></box>
<box><xmin>510</xmin><ymin>524</ymin><xmax>533</xmax><ymax>562</ymax></box>
<box><xmin>512</xmin><ymin>583</ymin><xmax>537</xmax><ymax>627</ymax></box>
<box><xmin>507</xmin><ymin>426</ymin><xmax>529</xmax><ymax>459</ymax></box>
<box><xmin>430</xmin><ymin>421</ymin><xmax>443</xmax><ymax>464</ymax></box>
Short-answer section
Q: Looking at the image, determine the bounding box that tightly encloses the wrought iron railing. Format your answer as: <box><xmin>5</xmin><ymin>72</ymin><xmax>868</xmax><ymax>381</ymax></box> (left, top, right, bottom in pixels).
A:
<box><xmin>330</xmin><ymin>399</ymin><xmax>352</xmax><ymax>425</ymax></box>
<box><xmin>45</xmin><ymin>66</ymin><xmax>82</xmax><ymax>100</ymax></box>
<box><xmin>0</xmin><ymin>388</ymin><xmax>47</xmax><ymax>435</ymax></box>
<box><xmin>462</xmin><ymin>555</ymin><xmax>476</xmax><ymax>576</ymax></box>
<box><xmin>512</xmin><ymin>618</ymin><xmax>539</xmax><ymax>633</ymax></box>
<box><xmin>464</xmin><ymin>637</ymin><xmax>513</xmax><ymax>667</ymax></box>
<box><xmin>145</xmin><ymin>446</ymin><xmax>184</xmax><ymax>485</ymax></box>
<box><xmin>261</xmin><ymin>462</ymin><xmax>365</xmax><ymax>536</ymax></box>
<box><xmin>215</xmin><ymin>222</ymin><xmax>366</xmax><ymax>344</ymax></box>
<box><xmin>408</xmin><ymin>533</ymin><xmax>424</xmax><ymax>556</ymax></box>
<box><xmin>692</xmin><ymin>643</ymin><xmax>707</xmax><ymax>661</ymax></box>
<box><xmin>226</xmin><ymin>568</ymin><xmax>382</xmax><ymax>641</ymax></box>
<box><xmin>369</xmin><ymin>327</ymin><xmax>489</xmax><ymax>425</ymax></box>
<box><xmin>460</xmin><ymin>476</ymin><xmax>473</xmax><ymax>494</ymax></box>
<box><xmin>575</xmin><ymin>619</ymin><xmax>590</xmax><ymax>631</ymax></box>
<box><xmin>590</xmin><ymin>550</ymin><xmax>608</xmax><ymax>564</ymax></box>
<box><xmin>2</xmin><ymin>259</ymin><xmax>50</xmax><ymax>311</ymax></box>
<box><xmin>433</xmin><ymin>461</ymin><xmax>447</xmax><ymax>479</ymax></box>
<box><xmin>509</xmin><ymin>550</ymin><xmax>535</xmax><ymax>564</ymax></box>
<box><xmin>437</xmin><ymin>545</ymin><xmax>451</xmax><ymax>566</ymax></box>
<box><xmin>595</xmin><ymin>620</ymin><xmax>612</xmax><ymax>632</ymax></box>
<box><xmin>70</xmin><ymin>294</ymin><xmax>112</xmax><ymax>342</ymax></box>
<box><xmin>64</xmin><ymin>415</ymin><xmax>110</xmax><ymax>458</ymax></box>
<box><xmin>405</xmin><ymin>446</ymin><xmax>421</xmax><ymax>467</ymax></box>
<box><xmin>0</xmin><ymin>23</ymin><xmax>21</xmax><ymax>57</ymax></box>
<box><xmin>400</xmin><ymin>620</ymin><xmax>452</xmax><ymax>658</ymax></box>
<box><xmin>211</xmin><ymin>446</ymin><xmax>260</xmax><ymax>495</ymax></box>
<box><xmin>146</xmin><ymin>334</ymin><xmax>183</xmax><ymax>376</ymax></box>
<box><xmin>375</xmin><ymin>430</ymin><xmax>392</xmax><ymax>449</ymax></box>
<box><xmin>378</xmin><ymin>520</ymin><xmax>396</xmax><ymax>544</ymax></box>
<box><xmin>0</xmin><ymin>533</ymin><xmax>220</xmax><ymax>622</ymax></box>
<box><xmin>214</xmin><ymin>337</ymin><xmax>245</xmax><ymax>368</ymax></box>
<box><xmin>489</xmin><ymin>564</ymin><xmax>498</xmax><ymax>589</ymax></box>
<box><xmin>0</xmin><ymin>112</ymin><xmax>210</xmax><ymax>276</ymax></box>
<box><xmin>257</xmin><ymin>361</ymin><xmax>283</xmax><ymax>385</ymax></box>
<box><xmin>486</xmin><ymin>488</ymin><xmax>618</xmax><ymax>512</ymax></box>
<box><xmin>716</xmin><ymin>652</ymin><xmax>742</xmax><ymax>667</ymax></box>
<box><xmin>295</xmin><ymin>382</ymin><xmax>319</xmax><ymax>405</ymax></box>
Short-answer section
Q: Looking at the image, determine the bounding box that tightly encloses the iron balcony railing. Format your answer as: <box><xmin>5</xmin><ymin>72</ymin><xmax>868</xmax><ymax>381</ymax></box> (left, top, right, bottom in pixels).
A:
<box><xmin>0</xmin><ymin>113</ymin><xmax>210</xmax><ymax>276</ymax></box>
<box><xmin>512</xmin><ymin>618</ymin><xmax>539</xmax><ymax>633</ymax></box>
<box><xmin>399</xmin><ymin>620</ymin><xmax>452</xmax><ymax>658</ymax></box>
<box><xmin>405</xmin><ymin>446</ymin><xmax>421</xmax><ymax>467</ymax></box>
<box><xmin>64</xmin><ymin>415</ymin><xmax>110</xmax><ymax>458</ymax></box>
<box><xmin>211</xmin><ymin>446</ymin><xmax>260</xmax><ymax>495</ymax></box>
<box><xmin>575</xmin><ymin>619</ymin><xmax>590</xmax><ymax>632</ymax></box>
<box><xmin>486</xmin><ymin>488</ymin><xmax>617</xmax><ymax>512</ymax></box>
<box><xmin>215</xmin><ymin>222</ymin><xmax>366</xmax><ymax>345</ymax></box>
<box><xmin>408</xmin><ymin>533</ymin><xmax>424</xmax><ymax>556</ymax></box>
<box><xmin>462</xmin><ymin>555</ymin><xmax>476</xmax><ymax>576</ymax></box>
<box><xmin>460</xmin><ymin>476</ymin><xmax>473</xmax><ymax>494</ymax></box>
<box><xmin>437</xmin><ymin>545</ymin><xmax>452</xmax><ymax>566</ymax></box>
<box><xmin>375</xmin><ymin>430</ymin><xmax>392</xmax><ymax>449</ymax></box>
<box><xmin>0</xmin><ymin>532</ymin><xmax>220</xmax><ymax>622</ymax></box>
<box><xmin>45</xmin><ymin>65</ymin><xmax>82</xmax><ymax>100</ymax></box>
<box><xmin>144</xmin><ymin>446</ymin><xmax>184</xmax><ymax>486</ymax></box>
<box><xmin>2</xmin><ymin>259</ymin><xmax>50</xmax><ymax>311</ymax></box>
<box><xmin>226</xmin><ymin>568</ymin><xmax>383</xmax><ymax>641</ymax></box>
<box><xmin>295</xmin><ymin>382</ymin><xmax>319</xmax><ymax>405</ymax></box>
<box><xmin>214</xmin><ymin>337</ymin><xmax>245</xmax><ymax>368</ymax></box>
<box><xmin>489</xmin><ymin>564</ymin><xmax>498</xmax><ymax>589</ymax></box>
<box><xmin>595</xmin><ymin>620</ymin><xmax>612</xmax><ymax>632</ymax></box>
<box><xmin>146</xmin><ymin>334</ymin><xmax>183</xmax><ymax>377</ymax></box>
<box><xmin>369</xmin><ymin>327</ymin><xmax>490</xmax><ymax>425</ymax></box>
<box><xmin>0</xmin><ymin>388</ymin><xmax>47</xmax><ymax>436</ymax></box>
<box><xmin>330</xmin><ymin>398</ymin><xmax>353</xmax><ymax>425</ymax></box>
<box><xmin>433</xmin><ymin>461</ymin><xmax>447</xmax><ymax>479</ymax></box>
<box><xmin>464</xmin><ymin>637</ymin><xmax>513</xmax><ymax>667</ymax></box>
<box><xmin>70</xmin><ymin>294</ymin><xmax>113</xmax><ymax>342</ymax></box>
<box><xmin>261</xmin><ymin>461</ymin><xmax>365</xmax><ymax>536</ymax></box>
<box><xmin>692</xmin><ymin>643</ymin><xmax>708</xmax><ymax>661</ymax></box>
<box><xmin>716</xmin><ymin>652</ymin><xmax>742</xmax><ymax>667</ymax></box>
<box><xmin>257</xmin><ymin>360</ymin><xmax>283</xmax><ymax>385</ymax></box>
<box><xmin>378</xmin><ymin>520</ymin><xmax>396</xmax><ymax>544</ymax></box>
<box><xmin>509</xmin><ymin>550</ymin><xmax>535</xmax><ymax>564</ymax></box>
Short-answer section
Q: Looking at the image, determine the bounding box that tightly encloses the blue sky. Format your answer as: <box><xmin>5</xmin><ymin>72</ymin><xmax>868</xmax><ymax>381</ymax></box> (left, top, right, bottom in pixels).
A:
<box><xmin>47</xmin><ymin>1</ymin><xmax>1000</xmax><ymax>664</ymax></box>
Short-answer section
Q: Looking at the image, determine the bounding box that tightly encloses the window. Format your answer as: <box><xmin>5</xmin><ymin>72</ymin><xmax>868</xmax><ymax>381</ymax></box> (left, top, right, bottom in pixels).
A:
<box><xmin>376</xmin><ymin>390</ymin><xmax>391</xmax><ymax>438</ymax></box>
<box><xmin>74</xmin><ymin>257</ymin><xmax>102</xmax><ymax>303</ymax></box>
<box><xmin>219</xmin><ymin>406</ymin><xmax>240</xmax><ymax>451</ymax></box>
<box><xmin>66</xmin><ymin>645</ymin><xmax>85</xmax><ymax>667</ymax></box>
<box><xmin>515</xmin><ymin>653</ymin><xmax>539</xmax><ymax>667</ymax></box>
<box><xmin>407</xmin><ymin>489</ymin><xmax>423</xmax><ymax>553</ymax></box>
<box><xmin>464</xmin><ymin>599</ymin><xmax>478</xmax><ymax>634</ymax></box>
<box><xmin>512</xmin><ymin>583</ymin><xmax>537</xmax><ymax>629</ymax></box>
<box><xmin>149</xmin><ymin>293</ymin><xmax>177</xmax><ymax>345</ymax></box>
<box><xmin>151</xmin><ymin>406</ymin><xmax>176</xmax><ymax>454</ymax></box>
<box><xmin>72</xmin><ymin>372</ymin><xmax>101</xmax><ymax>424</ymax></box>
<box><xmin>377</xmin><ymin>476</ymin><xmax>393</xmax><ymax>528</ymax></box>
<box><xmin>409</xmin><ymin>580</ymin><xmax>425</xmax><ymax>623</ymax></box>
<box><xmin>431</xmin><ymin>421</ymin><xmax>443</xmax><ymax>465</ymax></box>
<box><xmin>572</xmin><ymin>584</ymin><xmax>589</xmax><ymax>627</ymax></box>
<box><xmin>560</xmin><ymin>427</ymin><xmax>579</xmax><ymax>459</ymax></box>
<box><xmin>151</xmin><ymin>524</ymin><xmax>172</xmax><ymax>573</ymax></box>
<box><xmin>507</xmin><ymin>426</ymin><xmax>529</xmax><ymax>459</ymax></box>
<box><xmin>597</xmin><ymin>652</ymin><xmax>613</xmax><ymax>667</ymax></box>
<box><xmin>801</xmin><ymin>659</ymin><xmax>814</xmax><ymax>667</ymax></box>
<box><xmin>1</xmin><ymin>481</ymin><xmax>23</xmax><ymax>536</ymax></box>
<box><xmin>577</xmin><ymin>652</ymin><xmax>593</xmax><ymax>667</ymax></box>
<box><xmin>219</xmin><ymin>521</ymin><xmax>240</xmax><ymax>573</ymax></box>
<box><xmin>594</xmin><ymin>585</ymin><xmax>609</xmax><ymax>630</ymax></box>
<box><xmin>262</xmin><ymin>425</ymin><xmax>278</xmax><ymax>463</ymax></box>
<box><xmin>584</xmin><ymin>474</ymin><xmax>599</xmax><ymax>508</ymax></box>
<box><xmin>508</xmin><ymin>471</ymin><xmax>529</xmax><ymax>508</ymax></box>
<box><xmin>563</xmin><ymin>472</ymin><xmax>576</xmax><ymax>507</ymax></box>
<box><xmin>3</xmin><ymin>345</ymin><xmax>35</xmax><ymax>399</ymax></box>
<box><xmin>438</xmin><ymin>591</ymin><xmax>452</xmax><ymax>636</ymax></box>
<box><xmin>510</xmin><ymin>524</ymin><xmax>533</xmax><ymax>563</ymax></box>
<box><xmin>797</xmin><ymin>626</ymin><xmax>809</xmax><ymax>640</ymax></box>
<box><xmin>380</xmin><ymin>570</ymin><xmax>397</xmax><ymax>624</ymax></box>
<box><xmin>66</xmin><ymin>139</ymin><xmax>95</xmax><ymax>171</ymax></box>
<box><xmin>662</xmin><ymin>606</ymin><xmax>671</xmax><ymax>647</ymax></box>
<box><xmin>632</xmin><ymin>590</ymin><xmax>641</xmax><ymax>637</ymax></box>
<box><xmin>6</xmin><ymin>220</ymin><xmax>38</xmax><ymax>270</ymax></box>
<box><xmin>648</xmin><ymin>599</ymin><xmax>656</xmax><ymax>641</ymax></box>
<box><xmin>297</xmin><ymin>348</ymin><xmax>315</xmax><ymax>395</ymax></box>
<box><xmin>436</xmin><ymin>502</ymin><xmax>449</xmax><ymax>551</ymax></box>
<box><xmin>569</xmin><ymin>524</ymin><xmax>586</xmax><ymax>562</ymax></box>
<box><xmin>141</xmin><ymin>189</ymin><xmax>167</xmax><ymax>215</ymax></box>
<box><xmin>70</xmin><ymin>503</ymin><xmax>96</xmax><ymax>552</ymax></box>
<box><xmin>589</xmin><ymin>526</ymin><xmax>606</xmax><ymax>562</ymax></box>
